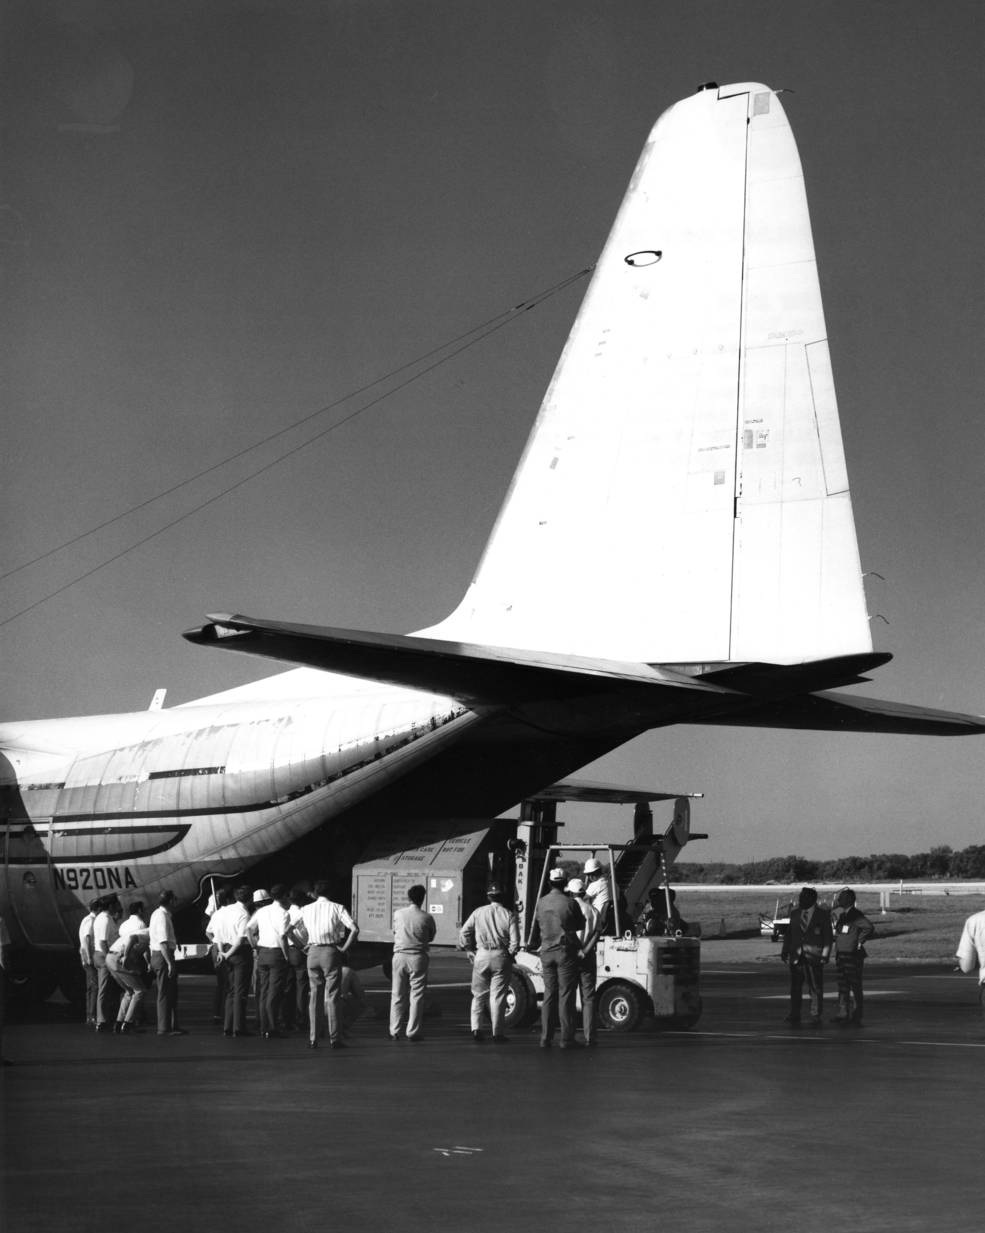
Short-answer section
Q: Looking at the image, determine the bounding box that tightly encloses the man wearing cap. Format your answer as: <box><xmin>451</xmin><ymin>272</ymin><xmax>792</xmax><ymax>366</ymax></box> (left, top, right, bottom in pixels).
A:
<box><xmin>956</xmin><ymin>901</ymin><xmax>985</xmax><ymax>1027</ymax></box>
<box><xmin>832</xmin><ymin>888</ymin><xmax>875</xmax><ymax>1027</ymax></box>
<box><xmin>584</xmin><ymin>859</ymin><xmax>614</xmax><ymax>936</ymax></box>
<box><xmin>210</xmin><ymin>885</ymin><xmax>255</xmax><ymax>1036</ymax></box>
<box><xmin>530</xmin><ymin>868</ymin><xmax>585</xmax><ymax>1048</ymax></box>
<box><xmin>459</xmin><ymin>883</ymin><xmax>520</xmax><ymax>1042</ymax></box>
<box><xmin>780</xmin><ymin>887</ymin><xmax>833</xmax><ymax>1027</ymax></box>
<box><xmin>290</xmin><ymin>880</ymin><xmax>359</xmax><ymax>1050</ymax></box>
<box><xmin>567</xmin><ymin>878</ymin><xmax>601</xmax><ymax>1047</ymax></box>
<box><xmin>390</xmin><ymin>884</ymin><xmax>437</xmax><ymax>1041</ymax></box>
<box><xmin>248</xmin><ymin>885</ymin><xmax>291</xmax><ymax>1038</ymax></box>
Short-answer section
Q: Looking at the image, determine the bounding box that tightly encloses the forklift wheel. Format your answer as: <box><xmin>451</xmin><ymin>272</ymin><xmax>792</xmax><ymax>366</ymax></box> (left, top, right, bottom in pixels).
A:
<box><xmin>503</xmin><ymin>969</ymin><xmax>537</xmax><ymax>1029</ymax></box>
<box><xmin>597</xmin><ymin>981</ymin><xmax>645</xmax><ymax>1033</ymax></box>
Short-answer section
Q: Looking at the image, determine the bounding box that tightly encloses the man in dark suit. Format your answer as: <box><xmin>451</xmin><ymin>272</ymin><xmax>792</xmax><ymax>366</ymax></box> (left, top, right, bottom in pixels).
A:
<box><xmin>781</xmin><ymin>886</ymin><xmax>833</xmax><ymax>1027</ymax></box>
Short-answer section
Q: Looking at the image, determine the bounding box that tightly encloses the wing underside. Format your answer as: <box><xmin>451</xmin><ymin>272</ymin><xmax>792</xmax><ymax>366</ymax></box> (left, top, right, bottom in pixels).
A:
<box><xmin>182</xmin><ymin>614</ymin><xmax>985</xmax><ymax>736</ymax></box>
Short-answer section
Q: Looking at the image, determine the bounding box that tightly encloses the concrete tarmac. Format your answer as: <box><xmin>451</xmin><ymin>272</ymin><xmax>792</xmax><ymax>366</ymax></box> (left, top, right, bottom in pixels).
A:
<box><xmin>2</xmin><ymin>949</ymin><xmax>983</xmax><ymax>1233</ymax></box>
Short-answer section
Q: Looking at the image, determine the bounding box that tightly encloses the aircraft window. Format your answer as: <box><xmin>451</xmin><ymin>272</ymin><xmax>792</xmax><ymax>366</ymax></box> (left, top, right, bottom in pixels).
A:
<box><xmin>147</xmin><ymin>765</ymin><xmax>225</xmax><ymax>780</ymax></box>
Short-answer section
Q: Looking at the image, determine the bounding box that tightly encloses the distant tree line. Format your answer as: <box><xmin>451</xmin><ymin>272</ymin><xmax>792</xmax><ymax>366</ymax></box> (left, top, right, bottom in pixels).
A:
<box><xmin>673</xmin><ymin>844</ymin><xmax>985</xmax><ymax>884</ymax></box>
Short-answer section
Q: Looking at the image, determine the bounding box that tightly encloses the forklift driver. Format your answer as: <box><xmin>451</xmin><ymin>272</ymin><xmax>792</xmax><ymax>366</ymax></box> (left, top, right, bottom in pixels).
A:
<box><xmin>583</xmin><ymin>860</ymin><xmax>614</xmax><ymax>935</ymax></box>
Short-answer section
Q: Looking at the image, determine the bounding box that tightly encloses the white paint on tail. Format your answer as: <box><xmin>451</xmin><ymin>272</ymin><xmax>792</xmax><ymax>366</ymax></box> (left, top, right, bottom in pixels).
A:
<box><xmin>426</xmin><ymin>83</ymin><xmax>871</xmax><ymax>667</ymax></box>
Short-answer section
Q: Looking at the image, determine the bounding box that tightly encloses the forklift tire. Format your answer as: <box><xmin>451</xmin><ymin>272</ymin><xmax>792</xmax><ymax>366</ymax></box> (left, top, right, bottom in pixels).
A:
<box><xmin>504</xmin><ymin>969</ymin><xmax>537</xmax><ymax>1029</ymax></box>
<box><xmin>597</xmin><ymin>981</ymin><xmax>646</xmax><ymax>1033</ymax></box>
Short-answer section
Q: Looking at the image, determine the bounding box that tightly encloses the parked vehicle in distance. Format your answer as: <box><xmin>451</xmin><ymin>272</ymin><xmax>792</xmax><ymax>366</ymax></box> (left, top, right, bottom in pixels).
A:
<box><xmin>760</xmin><ymin>898</ymin><xmax>794</xmax><ymax>943</ymax></box>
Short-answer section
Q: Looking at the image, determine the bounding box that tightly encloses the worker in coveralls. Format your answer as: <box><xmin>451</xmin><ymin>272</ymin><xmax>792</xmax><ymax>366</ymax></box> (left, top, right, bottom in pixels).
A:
<box><xmin>832</xmin><ymin>888</ymin><xmax>875</xmax><ymax>1027</ymax></box>
<box><xmin>459</xmin><ymin>883</ymin><xmax>520</xmax><ymax>1042</ymax></box>
<box><xmin>530</xmin><ymin>868</ymin><xmax>585</xmax><ymax>1048</ymax></box>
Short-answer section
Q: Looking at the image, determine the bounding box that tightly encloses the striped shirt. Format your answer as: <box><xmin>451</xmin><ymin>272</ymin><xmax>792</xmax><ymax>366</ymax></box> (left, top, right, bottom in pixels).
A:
<box><xmin>296</xmin><ymin>897</ymin><xmax>355</xmax><ymax>946</ymax></box>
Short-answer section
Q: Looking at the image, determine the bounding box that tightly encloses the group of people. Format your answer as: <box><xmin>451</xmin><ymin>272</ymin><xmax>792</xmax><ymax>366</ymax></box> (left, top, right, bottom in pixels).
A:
<box><xmin>205</xmin><ymin>881</ymin><xmax>360</xmax><ymax>1048</ymax></box>
<box><xmin>78</xmin><ymin>890</ymin><xmax>185</xmax><ymax>1035</ymax></box>
<box><xmin>0</xmin><ymin>874</ymin><xmax>972</xmax><ymax>1061</ymax></box>
<box><xmin>457</xmin><ymin>859</ymin><xmax>614</xmax><ymax>1048</ymax></box>
<box><xmin>779</xmin><ymin>886</ymin><xmax>876</xmax><ymax>1027</ymax></box>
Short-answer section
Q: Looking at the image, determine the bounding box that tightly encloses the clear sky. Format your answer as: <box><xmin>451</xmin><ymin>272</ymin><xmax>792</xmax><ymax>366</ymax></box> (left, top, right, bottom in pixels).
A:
<box><xmin>2</xmin><ymin>0</ymin><xmax>983</xmax><ymax>862</ymax></box>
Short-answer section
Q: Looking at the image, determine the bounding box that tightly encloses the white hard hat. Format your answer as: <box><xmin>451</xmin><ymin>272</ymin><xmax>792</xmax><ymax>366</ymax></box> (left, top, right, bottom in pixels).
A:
<box><xmin>584</xmin><ymin>858</ymin><xmax>603</xmax><ymax>875</ymax></box>
<box><xmin>567</xmin><ymin>878</ymin><xmax>585</xmax><ymax>894</ymax></box>
<box><xmin>253</xmin><ymin>888</ymin><xmax>271</xmax><ymax>905</ymax></box>
<box><xmin>548</xmin><ymin>868</ymin><xmax>567</xmax><ymax>883</ymax></box>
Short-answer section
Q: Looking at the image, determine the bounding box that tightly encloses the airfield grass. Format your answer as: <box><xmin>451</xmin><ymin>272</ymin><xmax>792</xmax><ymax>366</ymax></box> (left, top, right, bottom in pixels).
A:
<box><xmin>674</xmin><ymin>887</ymin><xmax>978</xmax><ymax>963</ymax></box>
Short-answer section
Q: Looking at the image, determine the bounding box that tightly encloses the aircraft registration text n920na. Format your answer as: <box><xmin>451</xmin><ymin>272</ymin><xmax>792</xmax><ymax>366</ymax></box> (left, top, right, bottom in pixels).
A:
<box><xmin>2</xmin><ymin>82</ymin><xmax>982</xmax><ymax>1000</ymax></box>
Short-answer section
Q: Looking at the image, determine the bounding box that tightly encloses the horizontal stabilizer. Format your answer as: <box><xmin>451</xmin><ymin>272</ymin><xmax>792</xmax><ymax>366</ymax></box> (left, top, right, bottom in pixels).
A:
<box><xmin>697</xmin><ymin>690</ymin><xmax>985</xmax><ymax>736</ymax></box>
<box><xmin>182</xmin><ymin>613</ymin><xmax>736</xmax><ymax>710</ymax></box>
<box><xmin>530</xmin><ymin>780</ymin><xmax>700</xmax><ymax>805</ymax></box>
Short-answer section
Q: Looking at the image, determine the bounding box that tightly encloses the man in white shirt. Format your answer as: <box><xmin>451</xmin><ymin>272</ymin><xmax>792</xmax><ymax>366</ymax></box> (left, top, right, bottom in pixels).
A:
<box><xmin>248</xmin><ymin>884</ymin><xmax>291</xmax><ymax>1038</ymax></box>
<box><xmin>149</xmin><ymin>890</ymin><xmax>187</xmax><ymax>1036</ymax></box>
<box><xmin>78</xmin><ymin>897</ymin><xmax>100</xmax><ymax>1025</ymax></box>
<box><xmin>583</xmin><ymin>859</ymin><xmax>613</xmax><ymax>936</ymax></box>
<box><xmin>209</xmin><ymin>886</ymin><xmax>255</xmax><ymax>1036</ymax></box>
<box><xmin>107</xmin><ymin>902</ymin><xmax>151</xmax><ymax>1033</ymax></box>
<box><xmin>290</xmin><ymin>880</ymin><xmax>358</xmax><ymax>1050</ymax></box>
<box><xmin>956</xmin><ymin>905</ymin><xmax>985</xmax><ymax>1025</ymax></box>
<box><xmin>93</xmin><ymin>896</ymin><xmax>122</xmax><ymax>1032</ymax></box>
<box><xmin>389</xmin><ymin>884</ymin><xmax>437</xmax><ymax>1041</ymax></box>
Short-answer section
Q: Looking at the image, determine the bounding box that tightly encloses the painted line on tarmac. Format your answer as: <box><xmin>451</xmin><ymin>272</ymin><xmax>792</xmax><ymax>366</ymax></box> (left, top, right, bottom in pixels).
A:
<box><xmin>894</xmin><ymin>1039</ymin><xmax>985</xmax><ymax>1049</ymax></box>
<box><xmin>681</xmin><ymin>1030</ymin><xmax>830</xmax><ymax>1042</ymax></box>
<box><xmin>755</xmin><ymin>991</ymin><xmax>908</xmax><ymax>1000</ymax></box>
<box><xmin>680</xmin><ymin>1029</ymin><xmax>985</xmax><ymax>1050</ymax></box>
<box><xmin>702</xmin><ymin>968</ymin><xmax>763</xmax><ymax>976</ymax></box>
<box><xmin>911</xmin><ymin>974</ymin><xmax>970</xmax><ymax>980</ymax></box>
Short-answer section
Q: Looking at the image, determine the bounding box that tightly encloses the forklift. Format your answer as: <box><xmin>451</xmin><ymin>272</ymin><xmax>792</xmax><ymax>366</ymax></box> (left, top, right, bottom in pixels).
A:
<box><xmin>505</xmin><ymin>787</ymin><xmax>704</xmax><ymax>1032</ymax></box>
<box><xmin>350</xmin><ymin>782</ymin><xmax>706</xmax><ymax>1033</ymax></box>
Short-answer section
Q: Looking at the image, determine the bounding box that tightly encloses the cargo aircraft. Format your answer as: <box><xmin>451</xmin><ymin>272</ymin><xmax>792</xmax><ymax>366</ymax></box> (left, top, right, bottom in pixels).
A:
<box><xmin>3</xmin><ymin>81</ymin><xmax>982</xmax><ymax>1001</ymax></box>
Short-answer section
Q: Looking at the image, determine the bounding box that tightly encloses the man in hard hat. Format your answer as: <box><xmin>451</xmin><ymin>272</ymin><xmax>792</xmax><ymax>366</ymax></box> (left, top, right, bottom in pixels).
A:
<box><xmin>247</xmin><ymin>885</ymin><xmax>292</xmax><ymax>1038</ymax></box>
<box><xmin>567</xmin><ymin>878</ymin><xmax>600</xmax><ymax>1047</ymax></box>
<box><xmin>530</xmin><ymin>867</ymin><xmax>585</xmax><ymax>1048</ymax></box>
<box><xmin>583</xmin><ymin>858</ymin><xmax>614</xmax><ymax>936</ymax></box>
<box><xmin>459</xmin><ymin>883</ymin><xmax>520</xmax><ymax>1042</ymax></box>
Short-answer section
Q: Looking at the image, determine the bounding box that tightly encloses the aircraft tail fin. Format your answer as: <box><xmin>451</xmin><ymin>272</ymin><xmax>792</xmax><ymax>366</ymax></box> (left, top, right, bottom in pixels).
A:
<box><xmin>424</xmin><ymin>83</ymin><xmax>871</xmax><ymax>668</ymax></box>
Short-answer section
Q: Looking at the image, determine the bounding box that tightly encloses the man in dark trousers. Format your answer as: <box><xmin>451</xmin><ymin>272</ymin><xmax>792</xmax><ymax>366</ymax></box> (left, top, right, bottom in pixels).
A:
<box><xmin>530</xmin><ymin>868</ymin><xmax>585</xmax><ymax>1048</ymax></box>
<box><xmin>780</xmin><ymin>886</ymin><xmax>833</xmax><ymax>1027</ymax></box>
<box><xmin>832</xmin><ymin>887</ymin><xmax>875</xmax><ymax>1027</ymax></box>
<box><xmin>390</xmin><ymin>884</ymin><xmax>437</xmax><ymax>1041</ymax></box>
<box><xmin>149</xmin><ymin>890</ymin><xmax>187</xmax><ymax>1036</ymax></box>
